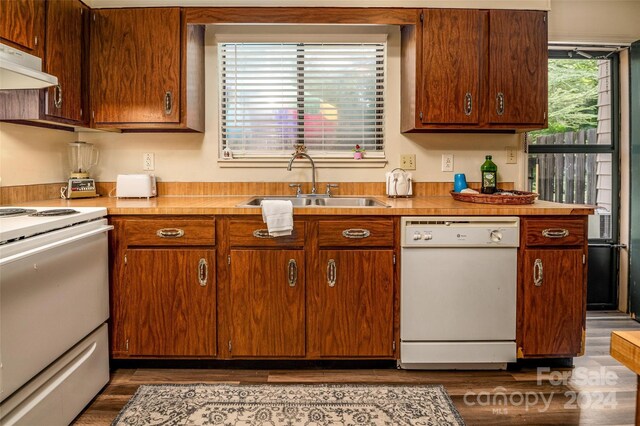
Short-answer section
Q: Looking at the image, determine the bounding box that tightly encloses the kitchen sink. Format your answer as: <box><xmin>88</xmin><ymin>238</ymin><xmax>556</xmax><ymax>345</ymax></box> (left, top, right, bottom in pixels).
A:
<box><xmin>313</xmin><ymin>197</ymin><xmax>388</xmax><ymax>207</ymax></box>
<box><xmin>237</xmin><ymin>196</ymin><xmax>389</xmax><ymax>208</ymax></box>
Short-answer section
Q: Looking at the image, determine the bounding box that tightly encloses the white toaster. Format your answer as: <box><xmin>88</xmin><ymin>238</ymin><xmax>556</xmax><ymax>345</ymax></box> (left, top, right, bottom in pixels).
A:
<box><xmin>116</xmin><ymin>174</ymin><xmax>157</xmax><ymax>198</ymax></box>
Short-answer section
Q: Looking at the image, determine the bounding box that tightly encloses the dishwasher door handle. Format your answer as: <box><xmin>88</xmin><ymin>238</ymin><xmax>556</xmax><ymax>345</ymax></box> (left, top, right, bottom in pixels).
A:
<box><xmin>533</xmin><ymin>258</ymin><xmax>544</xmax><ymax>286</ymax></box>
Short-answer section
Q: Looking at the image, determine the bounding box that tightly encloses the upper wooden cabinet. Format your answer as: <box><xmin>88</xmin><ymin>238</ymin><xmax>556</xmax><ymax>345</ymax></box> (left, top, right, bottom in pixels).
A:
<box><xmin>419</xmin><ymin>9</ymin><xmax>482</xmax><ymax>125</ymax></box>
<box><xmin>44</xmin><ymin>0</ymin><xmax>88</xmax><ymax>124</ymax></box>
<box><xmin>0</xmin><ymin>0</ymin><xmax>45</xmax><ymax>57</ymax></box>
<box><xmin>90</xmin><ymin>8</ymin><xmax>204</xmax><ymax>131</ymax></box>
<box><xmin>0</xmin><ymin>0</ymin><xmax>88</xmax><ymax>128</ymax></box>
<box><xmin>401</xmin><ymin>8</ymin><xmax>548</xmax><ymax>132</ymax></box>
<box><xmin>487</xmin><ymin>10</ymin><xmax>548</xmax><ymax>126</ymax></box>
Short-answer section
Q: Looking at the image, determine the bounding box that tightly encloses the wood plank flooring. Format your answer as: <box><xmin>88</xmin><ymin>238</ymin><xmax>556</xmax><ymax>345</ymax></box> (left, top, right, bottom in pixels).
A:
<box><xmin>73</xmin><ymin>312</ymin><xmax>640</xmax><ymax>425</ymax></box>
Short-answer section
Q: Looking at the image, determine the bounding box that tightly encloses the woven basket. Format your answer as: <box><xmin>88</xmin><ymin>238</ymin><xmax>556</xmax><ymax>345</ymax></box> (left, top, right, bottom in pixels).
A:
<box><xmin>450</xmin><ymin>190</ymin><xmax>538</xmax><ymax>205</ymax></box>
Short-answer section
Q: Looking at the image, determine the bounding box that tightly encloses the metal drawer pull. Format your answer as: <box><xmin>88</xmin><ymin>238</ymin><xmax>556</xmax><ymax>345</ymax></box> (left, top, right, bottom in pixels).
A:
<box><xmin>252</xmin><ymin>229</ymin><xmax>273</xmax><ymax>239</ymax></box>
<box><xmin>156</xmin><ymin>228</ymin><xmax>184</xmax><ymax>238</ymax></box>
<box><xmin>464</xmin><ymin>92</ymin><xmax>472</xmax><ymax>116</ymax></box>
<box><xmin>533</xmin><ymin>258</ymin><xmax>543</xmax><ymax>287</ymax></box>
<box><xmin>198</xmin><ymin>258</ymin><xmax>208</xmax><ymax>287</ymax></box>
<box><xmin>327</xmin><ymin>259</ymin><xmax>336</xmax><ymax>287</ymax></box>
<box><xmin>496</xmin><ymin>92</ymin><xmax>504</xmax><ymax>116</ymax></box>
<box><xmin>342</xmin><ymin>229</ymin><xmax>370</xmax><ymax>239</ymax></box>
<box><xmin>54</xmin><ymin>84</ymin><xmax>63</xmax><ymax>109</ymax></box>
<box><xmin>288</xmin><ymin>259</ymin><xmax>297</xmax><ymax>287</ymax></box>
<box><xmin>165</xmin><ymin>91</ymin><xmax>173</xmax><ymax>115</ymax></box>
<box><xmin>542</xmin><ymin>228</ymin><xmax>569</xmax><ymax>238</ymax></box>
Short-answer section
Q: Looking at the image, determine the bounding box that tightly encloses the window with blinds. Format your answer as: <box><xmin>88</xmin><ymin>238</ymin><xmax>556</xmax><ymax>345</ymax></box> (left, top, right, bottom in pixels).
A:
<box><xmin>219</xmin><ymin>43</ymin><xmax>385</xmax><ymax>158</ymax></box>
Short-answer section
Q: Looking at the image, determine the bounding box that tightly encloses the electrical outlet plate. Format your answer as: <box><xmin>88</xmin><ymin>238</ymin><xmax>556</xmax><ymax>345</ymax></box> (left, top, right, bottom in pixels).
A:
<box><xmin>143</xmin><ymin>153</ymin><xmax>155</xmax><ymax>171</ymax></box>
<box><xmin>506</xmin><ymin>147</ymin><xmax>517</xmax><ymax>164</ymax></box>
<box><xmin>441</xmin><ymin>154</ymin><xmax>454</xmax><ymax>172</ymax></box>
<box><xmin>400</xmin><ymin>154</ymin><xmax>416</xmax><ymax>170</ymax></box>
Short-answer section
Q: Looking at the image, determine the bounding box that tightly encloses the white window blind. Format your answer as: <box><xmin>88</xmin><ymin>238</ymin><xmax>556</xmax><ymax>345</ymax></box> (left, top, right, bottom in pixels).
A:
<box><xmin>219</xmin><ymin>43</ymin><xmax>385</xmax><ymax>158</ymax></box>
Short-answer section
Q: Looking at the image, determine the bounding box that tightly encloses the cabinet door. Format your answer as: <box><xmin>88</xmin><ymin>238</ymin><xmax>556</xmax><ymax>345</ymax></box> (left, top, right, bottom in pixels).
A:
<box><xmin>125</xmin><ymin>249</ymin><xmax>216</xmax><ymax>356</ymax></box>
<box><xmin>0</xmin><ymin>0</ymin><xmax>44</xmax><ymax>55</ymax></box>
<box><xmin>488</xmin><ymin>10</ymin><xmax>547</xmax><ymax>125</ymax></box>
<box><xmin>310</xmin><ymin>250</ymin><xmax>394</xmax><ymax>357</ymax></box>
<box><xmin>90</xmin><ymin>8</ymin><xmax>181</xmax><ymax>124</ymax></box>
<box><xmin>44</xmin><ymin>0</ymin><xmax>85</xmax><ymax>122</ymax></box>
<box><xmin>230</xmin><ymin>250</ymin><xmax>305</xmax><ymax>357</ymax></box>
<box><xmin>521</xmin><ymin>249</ymin><xmax>583</xmax><ymax>357</ymax></box>
<box><xmin>421</xmin><ymin>9</ymin><xmax>482</xmax><ymax>125</ymax></box>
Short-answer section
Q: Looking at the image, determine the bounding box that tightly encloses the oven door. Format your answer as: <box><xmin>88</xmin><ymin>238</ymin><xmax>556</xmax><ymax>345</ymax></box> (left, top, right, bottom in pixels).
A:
<box><xmin>0</xmin><ymin>220</ymin><xmax>112</xmax><ymax>402</ymax></box>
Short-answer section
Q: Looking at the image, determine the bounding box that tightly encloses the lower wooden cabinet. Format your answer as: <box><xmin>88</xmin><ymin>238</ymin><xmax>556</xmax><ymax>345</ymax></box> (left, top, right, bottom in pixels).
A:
<box><xmin>520</xmin><ymin>249</ymin><xmax>583</xmax><ymax>357</ymax></box>
<box><xmin>110</xmin><ymin>217</ymin><xmax>216</xmax><ymax>358</ymax></box>
<box><xmin>309</xmin><ymin>250</ymin><xmax>394</xmax><ymax>357</ymax></box>
<box><xmin>517</xmin><ymin>216</ymin><xmax>587</xmax><ymax>358</ymax></box>
<box><xmin>108</xmin><ymin>214</ymin><xmax>587</xmax><ymax>362</ymax></box>
<box><xmin>124</xmin><ymin>249</ymin><xmax>216</xmax><ymax>356</ymax></box>
<box><xmin>229</xmin><ymin>249</ymin><xmax>305</xmax><ymax>357</ymax></box>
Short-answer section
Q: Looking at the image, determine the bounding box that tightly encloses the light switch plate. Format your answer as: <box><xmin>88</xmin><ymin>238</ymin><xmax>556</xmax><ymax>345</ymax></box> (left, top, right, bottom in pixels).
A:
<box><xmin>506</xmin><ymin>147</ymin><xmax>517</xmax><ymax>164</ymax></box>
<box><xmin>441</xmin><ymin>154</ymin><xmax>454</xmax><ymax>172</ymax></box>
<box><xmin>400</xmin><ymin>154</ymin><xmax>416</xmax><ymax>170</ymax></box>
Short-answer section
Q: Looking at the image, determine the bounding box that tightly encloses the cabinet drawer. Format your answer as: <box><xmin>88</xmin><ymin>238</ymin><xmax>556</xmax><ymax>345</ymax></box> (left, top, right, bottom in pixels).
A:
<box><xmin>229</xmin><ymin>220</ymin><xmax>305</xmax><ymax>247</ymax></box>
<box><xmin>318</xmin><ymin>219</ymin><xmax>394</xmax><ymax>247</ymax></box>
<box><xmin>124</xmin><ymin>219</ymin><xmax>215</xmax><ymax>246</ymax></box>
<box><xmin>523</xmin><ymin>218</ymin><xmax>585</xmax><ymax>247</ymax></box>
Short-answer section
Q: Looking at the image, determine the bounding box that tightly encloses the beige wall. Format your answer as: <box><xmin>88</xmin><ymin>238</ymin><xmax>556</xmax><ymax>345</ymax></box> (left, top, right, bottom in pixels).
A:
<box><xmin>1</xmin><ymin>0</ymin><xmax>638</xmax><ymax>189</ymax></box>
<box><xmin>0</xmin><ymin>123</ymin><xmax>72</xmax><ymax>186</ymax></box>
<box><xmin>549</xmin><ymin>0</ymin><xmax>640</xmax><ymax>44</ymax></box>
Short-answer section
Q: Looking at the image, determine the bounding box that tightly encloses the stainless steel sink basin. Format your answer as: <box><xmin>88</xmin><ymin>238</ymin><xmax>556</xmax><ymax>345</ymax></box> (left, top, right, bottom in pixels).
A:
<box><xmin>237</xmin><ymin>196</ymin><xmax>389</xmax><ymax>208</ymax></box>
<box><xmin>238</xmin><ymin>196</ymin><xmax>313</xmax><ymax>207</ymax></box>
<box><xmin>313</xmin><ymin>197</ymin><xmax>388</xmax><ymax>207</ymax></box>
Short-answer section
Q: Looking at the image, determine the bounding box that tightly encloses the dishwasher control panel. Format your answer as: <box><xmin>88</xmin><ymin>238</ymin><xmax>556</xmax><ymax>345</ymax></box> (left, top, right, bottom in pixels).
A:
<box><xmin>401</xmin><ymin>216</ymin><xmax>519</xmax><ymax>247</ymax></box>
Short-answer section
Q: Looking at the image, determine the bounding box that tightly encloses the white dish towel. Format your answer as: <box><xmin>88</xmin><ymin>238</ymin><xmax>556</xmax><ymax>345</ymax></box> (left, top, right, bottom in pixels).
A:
<box><xmin>261</xmin><ymin>200</ymin><xmax>294</xmax><ymax>237</ymax></box>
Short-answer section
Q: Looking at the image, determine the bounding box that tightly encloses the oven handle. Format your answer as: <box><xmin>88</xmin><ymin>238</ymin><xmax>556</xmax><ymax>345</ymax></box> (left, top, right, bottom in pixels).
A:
<box><xmin>0</xmin><ymin>225</ymin><xmax>113</xmax><ymax>266</ymax></box>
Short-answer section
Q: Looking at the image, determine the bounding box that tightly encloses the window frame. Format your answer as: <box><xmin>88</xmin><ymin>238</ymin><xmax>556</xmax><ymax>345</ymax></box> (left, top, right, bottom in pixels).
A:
<box><xmin>213</xmin><ymin>27</ymin><xmax>390</xmax><ymax>167</ymax></box>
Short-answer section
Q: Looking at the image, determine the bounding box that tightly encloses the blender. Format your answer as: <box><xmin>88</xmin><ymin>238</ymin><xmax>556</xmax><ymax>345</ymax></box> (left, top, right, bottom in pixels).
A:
<box><xmin>66</xmin><ymin>141</ymin><xmax>99</xmax><ymax>198</ymax></box>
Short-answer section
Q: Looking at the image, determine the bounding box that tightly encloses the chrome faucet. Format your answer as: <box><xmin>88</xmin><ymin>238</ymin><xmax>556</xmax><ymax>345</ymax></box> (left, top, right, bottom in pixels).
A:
<box><xmin>287</xmin><ymin>152</ymin><xmax>317</xmax><ymax>195</ymax></box>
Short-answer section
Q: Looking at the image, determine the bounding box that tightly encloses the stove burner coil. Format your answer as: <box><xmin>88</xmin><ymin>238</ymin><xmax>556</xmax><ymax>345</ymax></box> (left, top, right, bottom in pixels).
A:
<box><xmin>29</xmin><ymin>209</ymin><xmax>80</xmax><ymax>217</ymax></box>
<box><xmin>0</xmin><ymin>208</ymin><xmax>38</xmax><ymax>217</ymax></box>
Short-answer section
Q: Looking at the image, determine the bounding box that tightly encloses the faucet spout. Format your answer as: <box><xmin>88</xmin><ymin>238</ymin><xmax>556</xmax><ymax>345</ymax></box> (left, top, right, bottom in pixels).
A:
<box><xmin>287</xmin><ymin>152</ymin><xmax>316</xmax><ymax>195</ymax></box>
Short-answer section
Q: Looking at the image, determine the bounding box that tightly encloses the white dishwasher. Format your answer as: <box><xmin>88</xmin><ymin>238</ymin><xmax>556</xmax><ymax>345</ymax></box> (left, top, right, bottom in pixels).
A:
<box><xmin>400</xmin><ymin>216</ymin><xmax>519</xmax><ymax>369</ymax></box>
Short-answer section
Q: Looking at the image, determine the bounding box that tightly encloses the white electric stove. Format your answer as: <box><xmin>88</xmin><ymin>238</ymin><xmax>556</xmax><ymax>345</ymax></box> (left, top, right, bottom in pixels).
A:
<box><xmin>0</xmin><ymin>206</ymin><xmax>108</xmax><ymax>243</ymax></box>
<box><xmin>0</xmin><ymin>206</ymin><xmax>112</xmax><ymax>425</ymax></box>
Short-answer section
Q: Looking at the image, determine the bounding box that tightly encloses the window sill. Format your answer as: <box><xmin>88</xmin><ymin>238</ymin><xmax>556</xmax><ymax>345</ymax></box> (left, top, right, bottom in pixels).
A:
<box><xmin>217</xmin><ymin>158</ymin><xmax>388</xmax><ymax>168</ymax></box>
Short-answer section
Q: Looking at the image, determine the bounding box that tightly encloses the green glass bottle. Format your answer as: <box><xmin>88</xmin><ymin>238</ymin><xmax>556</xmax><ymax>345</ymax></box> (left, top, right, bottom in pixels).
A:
<box><xmin>481</xmin><ymin>155</ymin><xmax>497</xmax><ymax>194</ymax></box>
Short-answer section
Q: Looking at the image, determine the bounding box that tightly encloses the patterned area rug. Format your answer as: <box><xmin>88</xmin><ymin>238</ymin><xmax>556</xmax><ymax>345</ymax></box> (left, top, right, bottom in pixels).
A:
<box><xmin>112</xmin><ymin>383</ymin><xmax>465</xmax><ymax>425</ymax></box>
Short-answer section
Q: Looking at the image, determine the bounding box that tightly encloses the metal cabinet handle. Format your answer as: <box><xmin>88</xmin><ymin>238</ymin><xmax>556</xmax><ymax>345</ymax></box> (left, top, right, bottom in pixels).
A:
<box><xmin>342</xmin><ymin>229</ymin><xmax>370</xmax><ymax>239</ymax></box>
<box><xmin>164</xmin><ymin>91</ymin><xmax>173</xmax><ymax>115</ymax></box>
<box><xmin>533</xmin><ymin>258</ymin><xmax>543</xmax><ymax>287</ymax></box>
<box><xmin>496</xmin><ymin>92</ymin><xmax>505</xmax><ymax>116</ymax></box>
<box><xmin>54</xmin><ymin>84</ymin><xmax>62</xmax><ymax>109</ymax></box>
<box><xmin>252</xmin><ymin>229</ymin><xmax>273</xmax><ymax>239</ymax></box>
<box><xmin>542</xmin><ymin>228</ymin><xmax>569</xmax><ymax>239</ymax></box>
<box><xmin>327</xmin><ymin>259</ymin><xmax>336</xmax><ymax>287</ymax></box>
<box><xmin>156</xmin><ymin>228</ymin><xmax>184</xmax><ymax>238</ymax></box>
<box><xmin>464</xmin><ymin>92</ymin><xmax>472</xmax><ymax>116</ymax></box>
<box><xmin>198</xmin><ymin>258</ymin><xmax>208</xmax><ymax>287</ymax></box>
<box><xmin>288</xmin><ymin>259</ymin><xmax>297</xmax><ymax>287</ymax></box>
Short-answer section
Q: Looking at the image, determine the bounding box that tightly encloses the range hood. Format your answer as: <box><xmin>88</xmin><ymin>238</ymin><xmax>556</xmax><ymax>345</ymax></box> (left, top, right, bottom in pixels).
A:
<box><xmin>0</xmin><ymin>42</ymin><xmax>58</xmax><ymax>90</ymax></box>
